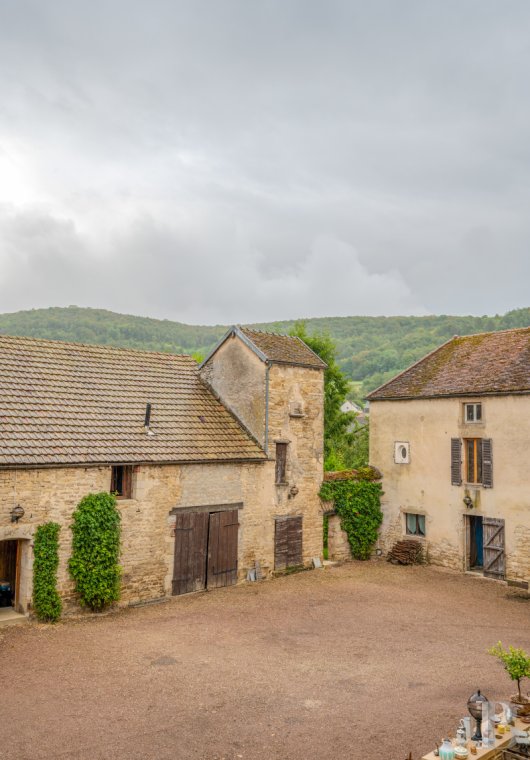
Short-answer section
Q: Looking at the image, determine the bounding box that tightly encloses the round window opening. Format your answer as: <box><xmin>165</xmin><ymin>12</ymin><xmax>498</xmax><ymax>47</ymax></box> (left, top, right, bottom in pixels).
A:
<box><xmin>400</xmin><ymin>446</ymin><xmax>407</xmax><ymax>459</ymax></box>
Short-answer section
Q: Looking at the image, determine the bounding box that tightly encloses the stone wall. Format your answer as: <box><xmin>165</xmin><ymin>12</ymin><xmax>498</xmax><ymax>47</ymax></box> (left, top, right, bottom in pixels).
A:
<box><xmin>0</xmin><ymin>466</ymin><xmax>109</xmax><ymax>612</ymax></box>
<box><xmin>0</xmin><ymin>461</ymin><xmax>271</xmax><ymax>614</ymax></box>
<box><xmin>506</xmin><ymin>525</ymin><xmax>530</xmax><ymax>585</ymax></box>
<box><xmin>203</xmin><ymin>341</ymin><xmax>326</xmax><ymax>570</ymax></box>
<box><xmin>200</xmin><ymin>336</ymin><xmax>267</xmax><ymax>446</ymax></box>
<box><xmin>327</xmin><ymin>514</ymin><xmax>351</xmax><ymax>561</ymax></box>
<box><xmin>266</xmin><ymin>363</ymin><xmax>325</xmax><ymax>566</ymax></box>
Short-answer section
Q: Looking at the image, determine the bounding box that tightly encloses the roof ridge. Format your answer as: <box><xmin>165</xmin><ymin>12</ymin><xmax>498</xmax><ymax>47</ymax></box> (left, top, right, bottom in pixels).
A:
<box><xmin>0</xmin><ymin>333</ymin><xmax>196</xmax><ymax>361</ymax></box>
<box><xmin>451</xmin><ymin>325</ymin><xmax>530</xmax><ymax>340</ymax></box>
<box><xmin>241</xmin><ymin>325</ymin><xmax>292</xmax><ymax>338</ymax></box>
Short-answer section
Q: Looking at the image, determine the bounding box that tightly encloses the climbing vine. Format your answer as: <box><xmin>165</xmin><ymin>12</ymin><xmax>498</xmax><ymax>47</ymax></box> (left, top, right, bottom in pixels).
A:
<box><xmin>69</xmin><ymin>492</ymin><xmax>122</xmax><ymax>611</ymax></box>
<box><xmin>319</xmin><ymin>478</ymin><xmax>383</xmax><ymax>560</ymax></box>
<box><xmin>33</xmin><ymin>522</ymin><xmax>62</xmax><ymax>622</ymax></box>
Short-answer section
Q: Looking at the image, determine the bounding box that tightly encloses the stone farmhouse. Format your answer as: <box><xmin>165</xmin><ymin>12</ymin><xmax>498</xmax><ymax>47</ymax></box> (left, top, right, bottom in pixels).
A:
<box><xmin>0</xmin><ymin>326</ymin><xmax>325</xmax><ymax>616</ymax></box>
<box><xmin>368</xmin><ymin>326</ymin><xmax>530</xmax><ymax>588</ymax></box>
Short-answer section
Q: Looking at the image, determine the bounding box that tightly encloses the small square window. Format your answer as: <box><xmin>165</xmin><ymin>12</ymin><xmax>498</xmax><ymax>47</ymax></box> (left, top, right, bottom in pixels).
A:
<box><xmin>464</xmin><ymin>403</ymin><xmax>482</xmax><ymax>423</ymax></box>
<box><xmin>405</xmin><ymin>513</ymin><xmax>425</xmax><ymax>537</ymax></box>
<box><xmin>111</xmin><ymin>465</ymin><xmax>133</xmax><ymax>499</ymax></box>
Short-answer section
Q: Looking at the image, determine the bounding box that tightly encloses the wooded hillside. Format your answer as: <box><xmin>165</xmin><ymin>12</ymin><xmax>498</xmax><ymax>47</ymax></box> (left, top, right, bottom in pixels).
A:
<box><xmin>1</xmin><ymin>306</ymin><xmax>528</xmax><ymax>397</ymax></box>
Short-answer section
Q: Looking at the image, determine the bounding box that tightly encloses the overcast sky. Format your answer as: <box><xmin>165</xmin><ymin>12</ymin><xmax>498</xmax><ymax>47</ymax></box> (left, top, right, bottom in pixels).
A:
<box><xmin>1</xmin><ymin>1</ymin><xmax>529</xmax><ymax>324</ymax></box>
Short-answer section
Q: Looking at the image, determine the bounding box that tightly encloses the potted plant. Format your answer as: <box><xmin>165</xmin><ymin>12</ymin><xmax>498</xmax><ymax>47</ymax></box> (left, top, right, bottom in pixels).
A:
<box><xmin>488</xmin><ymin>641</ymin><xmax>530</xmax><ymax>708</ymax></box>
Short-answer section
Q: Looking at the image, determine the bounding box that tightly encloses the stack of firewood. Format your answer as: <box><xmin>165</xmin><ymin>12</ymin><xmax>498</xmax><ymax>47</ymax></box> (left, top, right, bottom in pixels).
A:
<box><xmin>387</xmin><ymin>539</ymin><xmax>424</xmax><ymax>565</ymax></box>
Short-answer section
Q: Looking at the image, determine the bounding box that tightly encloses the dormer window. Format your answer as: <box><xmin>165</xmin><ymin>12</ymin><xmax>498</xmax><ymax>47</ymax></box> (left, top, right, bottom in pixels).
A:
<box><xmin>464</xmin><ymin>403</ymin><xmax>482</xmax><ymax>423</ymax></box>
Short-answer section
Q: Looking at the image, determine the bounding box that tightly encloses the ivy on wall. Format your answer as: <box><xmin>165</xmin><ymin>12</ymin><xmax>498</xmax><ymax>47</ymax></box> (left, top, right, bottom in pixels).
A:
<box><xmin>33</xmin><ymin>522</ymin><xmax>62</xmax><ymax>622</ymax></box>
<box><xmin>319</xmin><ymin>477</ymin><xmax>383</xmax><ymax>560</ymax></box>
<box><xmin>69</xmin><ymin>492</ymin><xmax>122</xmax><ymax>611</ymax></box>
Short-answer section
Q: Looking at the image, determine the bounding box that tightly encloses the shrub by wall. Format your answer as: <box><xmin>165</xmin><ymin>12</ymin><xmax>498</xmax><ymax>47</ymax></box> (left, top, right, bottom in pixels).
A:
<box><xmin>319</xmin><ymin>479</ymin><xmax>383</xmax><ymax>560</ymax></box>
<box><xmin>69</xmin><ymin>492</ymin><xmax>121</xmax><ymax>611</ymax></box>
<box><xmin>33</xmin><ymin>522</ymin><xmax>62</xmax><ymax>622</ymax></box>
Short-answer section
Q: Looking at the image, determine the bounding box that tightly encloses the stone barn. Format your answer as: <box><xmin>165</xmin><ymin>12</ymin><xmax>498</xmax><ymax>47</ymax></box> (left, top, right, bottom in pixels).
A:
<box><xmin>0</xmin><ymin>326</ymin><xmax>325</xmax><ymax>617</ymax></box>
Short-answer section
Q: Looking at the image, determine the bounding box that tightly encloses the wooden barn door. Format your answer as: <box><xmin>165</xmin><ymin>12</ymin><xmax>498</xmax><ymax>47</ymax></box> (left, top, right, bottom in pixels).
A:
<box><xmin>207</xmin><ymin>510</ymin><xmax>239</xmax><ymax>590</ymax></box>
<box><xmin>274</xmin><ymin>515</ymin><xmax>303</xmax><ymax>570</ymax></box>
<box><xmin>172</xmin><ymin>511</ymin><xmax>209</xmax><ymax>595</ymax></box>
<box><xmin>172</xmin><ymin>509</ymin><xmax>239</xmax><ymax>595</ymax></box>
<box><xmin>483</xmin><ymin>517</ymin><xmax>505</xmax><ymax>580</ymax></box>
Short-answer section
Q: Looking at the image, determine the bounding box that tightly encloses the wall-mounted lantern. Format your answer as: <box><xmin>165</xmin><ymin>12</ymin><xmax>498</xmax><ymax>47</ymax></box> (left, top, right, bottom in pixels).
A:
<box><xmin>10</xmin><ymin>504</ymin><xmax>25</xmax><ymax>523</ymax></box>
<box><xmin>463</xmin><ymin>495</ymin><xmax>474</xmax><ymax>509</ymax></box>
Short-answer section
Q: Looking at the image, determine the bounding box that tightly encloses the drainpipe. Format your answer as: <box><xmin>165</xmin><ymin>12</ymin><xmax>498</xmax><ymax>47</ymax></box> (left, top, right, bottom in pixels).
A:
<box><xmin>264</xmin><ymin>362</ymin><xmax>270</xmax><ymax>455</ymax></box>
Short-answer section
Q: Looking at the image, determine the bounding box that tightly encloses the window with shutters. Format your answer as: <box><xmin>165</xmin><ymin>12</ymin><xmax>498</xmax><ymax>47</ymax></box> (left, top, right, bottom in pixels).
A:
<box><xmin>111</xmin><ymin>465</ymin><xmax>133</xmax><ymax>499</ymax></box>
<box><xmin>464</xmin><ymin>438</ymin><xmax>483</xmax><ymax>484</ymax></box>
<box><xmin>274</xmin><ymin>515</ymin><xmax>303</xmax><ymax>569</ymax></box>
<box><xmin>451</xmin><ymin>438</ymin><xmax>493</xmax><ymax>488</ymax></box>
<box><xmin>275</xmin><ymin>442</ymin><xmax>288</xmax><ymax>485</ymax></box>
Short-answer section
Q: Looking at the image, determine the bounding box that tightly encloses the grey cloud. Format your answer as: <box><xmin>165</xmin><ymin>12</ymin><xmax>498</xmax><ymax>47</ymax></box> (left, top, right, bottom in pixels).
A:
<box><xmin>0</xmin><ymin>1</ymin><xmax>529</xmax><ymax>322</ymax></box>
<box><xmin>0</xmin><ymin>206</ymin><xmax>421</xmax><ymax>321</ymax></box>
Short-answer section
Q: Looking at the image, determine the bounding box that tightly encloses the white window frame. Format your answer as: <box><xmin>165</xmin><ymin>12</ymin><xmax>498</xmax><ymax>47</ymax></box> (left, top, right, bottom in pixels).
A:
<box><xmin>394</xmin><ymin>441</ymin><xmax>410</xmax><ymax>464</ymax></box>
<box><xmin>464</xmin><ymin>402</ymin><xmax>482</xmax><ymax>423</ymax></box>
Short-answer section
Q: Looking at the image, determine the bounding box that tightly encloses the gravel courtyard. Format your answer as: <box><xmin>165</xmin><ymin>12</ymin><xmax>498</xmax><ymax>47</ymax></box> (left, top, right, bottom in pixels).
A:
<box><xmin>1</xmin><ymin>562</ymin><xmax>529</xmax><ymax>760</ymax></box>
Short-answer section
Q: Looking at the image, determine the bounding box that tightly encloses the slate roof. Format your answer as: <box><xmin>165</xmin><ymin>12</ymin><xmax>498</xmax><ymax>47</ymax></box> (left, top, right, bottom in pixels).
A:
<box><xmin>0</xmin><ymin>335</ymin><xmax>266</xmax><ymax>467</ymax></box>
<box><xmin>239</xmin><ymin>328</ymin><xmax>327</xmax><ymax>369</ymax></box>
<box><xmin>367</xmin><ymin>327</ymin><xmax>530</xmax><ymax>401</ymax></box>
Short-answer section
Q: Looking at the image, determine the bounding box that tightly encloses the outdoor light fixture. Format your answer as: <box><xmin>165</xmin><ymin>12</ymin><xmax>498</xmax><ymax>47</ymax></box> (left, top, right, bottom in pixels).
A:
<box><xmin>467</xmin><ymin>689</ymin><xmax>488</xmax><ymax>741</ymax></box>
<box><xmin>10</xmin><ymin>504</ymin><xmax>25</xmax><ymax>523</ymax></box>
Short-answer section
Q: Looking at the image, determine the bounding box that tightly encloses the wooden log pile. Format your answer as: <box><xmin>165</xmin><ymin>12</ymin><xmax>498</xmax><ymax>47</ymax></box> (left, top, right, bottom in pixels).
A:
<box><xmin>387</xmin><ymin>539</ymin><xmax>424</xmax><ymax>565</ymax></box>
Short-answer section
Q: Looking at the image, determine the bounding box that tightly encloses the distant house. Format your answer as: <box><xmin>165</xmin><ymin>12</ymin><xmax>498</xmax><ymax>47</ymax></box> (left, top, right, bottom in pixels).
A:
<box><xmin>0</xmin><ymin>327</ymin><xmax>325</xmax><ymax>616</ymax></box>
<box><xmin>340</xmin><ymin>400</ymin><xmax>368</xmax><ymax>426</ymax></box>
<box><xmin>340</xmin><ymin>400</ymin><xmax>361</xmax><ymax>414</ymax></box>
<box><xmin>367</xmin><ymin>327</ymin><xmax>530</xmax><ymax>588</ymax></box>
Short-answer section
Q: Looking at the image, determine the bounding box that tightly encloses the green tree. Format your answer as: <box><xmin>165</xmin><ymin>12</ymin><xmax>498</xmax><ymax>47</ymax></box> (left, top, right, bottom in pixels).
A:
<box><xmin>69</xmin><ymin>492</ymin><xmax>122</xmax><ymax>611</ymax></box>
<box><xmin>290</xmin><ymin>321</ymin><xmax>365</xmax><ymax>470</ymax></box>
<box><xmin>488</xmin><ymin>641</ymin><xmax>530</xmax><ymax>703</ymax></box>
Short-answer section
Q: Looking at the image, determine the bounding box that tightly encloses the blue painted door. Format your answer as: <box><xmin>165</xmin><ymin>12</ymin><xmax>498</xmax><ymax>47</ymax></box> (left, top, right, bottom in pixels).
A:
<box><xmin>474</xmin><ymin>517</ymin><xmax>483</xmax><ymax>567</ymax></box>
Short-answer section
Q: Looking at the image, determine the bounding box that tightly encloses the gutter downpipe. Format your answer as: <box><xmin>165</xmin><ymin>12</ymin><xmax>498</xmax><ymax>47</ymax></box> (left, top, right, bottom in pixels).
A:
<box><xmin>264</xmin><ymin>362</ymin><xmax>270</xmax><ymax>455</ymax></box>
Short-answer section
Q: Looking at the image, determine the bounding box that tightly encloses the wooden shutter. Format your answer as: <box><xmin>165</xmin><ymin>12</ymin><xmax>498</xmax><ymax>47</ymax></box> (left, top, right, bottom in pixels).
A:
<box><xmin>451</xmin><ymin>438</ymin><xmax>462</xmax><ymax>486</ymax></box>
<box><xmin>274</xmin><ymin>515</ymin><xmax>303</xmax><ymax>570</ymax></box>
<box><xmin>483</xmin><ymin>517</ymin><xmax>505</xmax><ymax>579</ymax></box>
<box><xmin>172</xmin><ymin>511</ymin><xmax>209</xmax><ymax>595</ymax></box>
<box><xmin>207</xmin><ymin>510</ymin><xmax>239</xmax><ymax>589</ymax></box>
<box><xmin>482</xmin><ymin>439</ymin><xmax>493</xmax><ymax>488</ymax></box>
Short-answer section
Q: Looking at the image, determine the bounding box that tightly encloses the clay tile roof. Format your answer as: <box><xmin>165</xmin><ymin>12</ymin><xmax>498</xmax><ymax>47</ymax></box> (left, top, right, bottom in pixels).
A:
<box><xmin>239</xmin><ymin>327</ymin><xmax>327</xmax><ymax>369</ymax></box>
<box><xmin>0</xmin><ymin>335</ymin><xmax>266</xmax><ymax>467</ymax></box>
<box><xmin>367</xmin><ymin>327</ymin><xmax>530</xmax><ymax>401</ymax></box>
